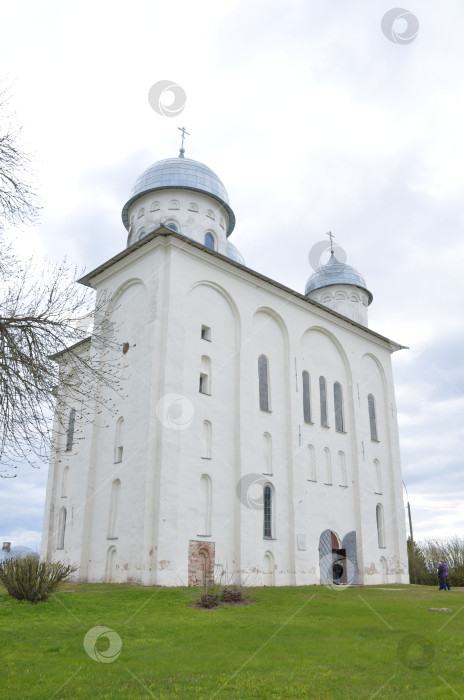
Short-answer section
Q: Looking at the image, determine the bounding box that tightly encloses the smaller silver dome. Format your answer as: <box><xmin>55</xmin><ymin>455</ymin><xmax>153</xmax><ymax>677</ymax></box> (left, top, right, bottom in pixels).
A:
<box><xmin>305</xmin><ymin>253</ymin><xmax>373</xmax><ymax>304</ymax></box>
<box><xmin>226</xmin><ymin>240</ymin><xmax>245</xmax><ymax>265</ymax></box>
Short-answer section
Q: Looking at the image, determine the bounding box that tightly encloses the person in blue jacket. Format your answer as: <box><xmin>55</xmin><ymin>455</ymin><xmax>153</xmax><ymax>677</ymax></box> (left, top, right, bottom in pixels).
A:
<box><xmin>443</xmin><ymin>561</ymin><xmax>451</xmax><ymax>590</ymax></box>
<box><xmin>437</xmin><ymin>562</ymin><xmax>447</xmax><ymax>590</ymax></box>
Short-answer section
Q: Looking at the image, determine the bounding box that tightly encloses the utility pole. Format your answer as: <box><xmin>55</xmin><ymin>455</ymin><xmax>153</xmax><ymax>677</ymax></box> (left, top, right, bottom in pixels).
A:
<box><xmin>403</xmin><ymin>481</ymin><xmax>417</xmax><ymax>584</ymax></box>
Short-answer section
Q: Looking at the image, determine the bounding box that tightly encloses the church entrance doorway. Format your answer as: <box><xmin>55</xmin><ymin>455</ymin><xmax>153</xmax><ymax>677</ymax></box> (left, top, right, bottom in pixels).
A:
<box><xmin>332</xmin><ymin>548</ymin><xmax>347</xmax><ymax>584</ymax></box>
<box><xmin>319</xmin><ymin>529</ymin><xmax>348</xmax><ymax>586</ymax></box>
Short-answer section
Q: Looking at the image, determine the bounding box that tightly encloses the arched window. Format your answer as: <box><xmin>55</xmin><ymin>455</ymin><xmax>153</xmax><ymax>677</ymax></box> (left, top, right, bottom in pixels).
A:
<box><xmin>368</xmin><ymin>394</ymin><xmax>378</xmax><ymax>441</ymax></box>
<box><xmin>204</xmin><ymin>232</ymin><xmax>215</xmax><ymax>250</ymax></box>
<box><xmin>334</xmin><ymin>382</ymin><xmax>344</xmax><ymax>432</ymax></box>
<box><xmin>263</xmin><ymin>432</ymin><xmax>272</xmax><ymax>474</ymax></box>
<box><xmin>114</xmin><ymin>417</ymin><xmax>124</xmax><ymax>463</ymax></box>
<box><xmin>61</xmin><ymin>466</ymin><xmax>69</xmax><ymax>498</ymax></box>
<box><xmin>202</xmin><ymin>420</ymin><xmax>212</xmax><ymax>459</ymax></box>
<box><xmin>188</xmin><ymin>202</ymin><xmax>198</xmax><ymax>212</ymax></box>
<box><xmin>57</xmin><ymin>507</ymin><xmax>67</xmax><ymax>550</ymax></box>
<box><xmin>199</xmin><ymin>356</ymin><xmax>211</xmax><ymax>395</ymax></box>
<box><xmin>258</xmin><ymin>355</ymin><xmax>270</xmax><ymax>411</ymax></box>
<box><xmin>302</xmin><ymin>371</ymin><xmax>311</xmax><ymax>423</ymax></box>
<box><xmin>168</xmin><ymin>199</ymin><xmax>180</xmax><ymax>210</ymax></box>
<box><xmin>376</xmin><ymin>504</ymin><xmax>386</xmax><ymax>548</ymax></box>
<box><xmin>137</xmin><ymin>230</ymin><xmax>147</xmax><ymax>241</ymax></box>
<box><xmin>338</xmin><ymin>450</ymin><xmax>347</xmax><ymax>487</ymax></box>
<box><xmin>165</xmin><ymin>221</ymin><xmax>179</xmax><ymax>232</ymax></box>
<box><xmin>150</xmin><ymin>200</ymin><xmax>160</xmax><ymax>211</ymax></box>
<box><xmin>380</xmin><ymin>556</ymin><xmax>388</xmax><ymax>584</ymax></box>
<box><xmin>263</xmin><ymin>551</ymin><xmax>275</xmax><ymax>586</ymax></box>
<box><xmin>206</xmin><ymin>209</ymin><xmax>215</xmax><ymax>220</ymax></box>
<box><xmin>108</xmin><ymin>479</ymin><xmax>121</xmax><ymax>539</ymax></box>
<box><xmin>263</xmin><ymin>485</ymin><xmax>273</xmax><ymax>538</ymax></box>
<box><xmin>199</xmin><ymin>475</ymin><xmax>212</xmax><ymax>536</ymax></box>
<box><xmin>319</xmin><ymin>377</ymin><xmax>328</xmax><ymax>427</ymax></box>
<box><xmin>374</xmin><ymin>459</ymin><xmax>382</xmax><ymax>494</ymax></box>
<box><xmin>105</xmin><ymin>546</ymin><xmax>117</xmax><ymax>583</ymax></box>
<box><xmin>137</xmin><ymin>207</ymin><xmax>144</xmax><ymax>218</ymax></box>
<box><xmin>307</xmin><ymin>444</ymin><xmax>316</xmax><ymax>481</ymax></box>
<box><xmin>65</xmin><ymin>409</ymin><xmax>76</xmax><ymax>452</ymax></box>
<box><xmin>324</xmin><ymin>447</ymin><xmax>332</xmax><ymax>485</ymax></box>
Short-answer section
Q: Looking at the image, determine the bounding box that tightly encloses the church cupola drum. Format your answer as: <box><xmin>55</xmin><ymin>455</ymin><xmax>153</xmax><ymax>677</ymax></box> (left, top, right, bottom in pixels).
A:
<box><xmin>305</xmin><ymin>235</ymin><xmax>373</xmax><ymax>327</ymax></box>
<box><xmin>121</xmin><ymin>146</ymin><xmax>238</xmax><ymax>260</ymax></box>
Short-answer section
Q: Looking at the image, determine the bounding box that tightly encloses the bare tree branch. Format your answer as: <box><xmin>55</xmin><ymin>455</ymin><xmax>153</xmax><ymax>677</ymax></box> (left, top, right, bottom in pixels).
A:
<box><xmin>0</xmin><ymin>81</ymin><xmax>122</xmax><ymax>476</ymax></box>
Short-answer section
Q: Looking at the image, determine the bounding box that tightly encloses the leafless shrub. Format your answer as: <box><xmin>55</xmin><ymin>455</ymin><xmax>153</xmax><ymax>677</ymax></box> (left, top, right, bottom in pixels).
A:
<box><xmin>0</xmin><ymin>555</ymin><xmax>78</xmax><ymax>603</ymax></box>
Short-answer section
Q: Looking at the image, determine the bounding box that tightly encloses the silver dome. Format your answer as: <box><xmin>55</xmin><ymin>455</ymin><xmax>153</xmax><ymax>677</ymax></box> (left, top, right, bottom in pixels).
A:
<box><xmin>122</xmin><ymin>156</ymin><xmax>235</xmax><ymax>235</ymax></box>
<box><xmin>305</xmin><ymin>253</ymin><xmax>373</xmax><ymax>304</ymax></box>
<box><xmin>226</xmin><ymin>240</ymin><xmax>245</xmax><ymax>265</ymax></box>
<box><xmin>0</xmin><ymin>545</ymin><xmax>37</xmax><ymax>561</ymax></box>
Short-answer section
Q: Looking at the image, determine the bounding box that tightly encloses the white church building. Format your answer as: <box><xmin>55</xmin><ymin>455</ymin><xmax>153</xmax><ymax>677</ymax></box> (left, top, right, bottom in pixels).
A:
<box><xmin>40</xmin><ymin>144</ymin><xmax>409</xmax><ymax>587</ymax></box>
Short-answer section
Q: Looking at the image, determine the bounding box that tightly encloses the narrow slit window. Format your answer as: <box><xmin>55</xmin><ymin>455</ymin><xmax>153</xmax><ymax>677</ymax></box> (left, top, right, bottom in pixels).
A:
<box><xmin>61</xmin><ymin>466</ymin><xmax>69</xmax><ymax>498</ymax></box>
<box><xmin>376</xmin><ymin>504</ymin><xmax>386</xmax><ymax>548</ymax></box>
<box><xmin>334</xmin><ymin>382</ymin><xmax>344</xmax><ymax>432</ymax></box>
<box><xmin>302</xmin><ymin>371</ymin><xmax>311</xmax><ymax>423</ymax></box>
<box><xmin>368</xmin><ymin>394</ymin><xmax>378</xmax><ymax>441</ymax></box>
<box><xmin>108</xmin><ymin>479</ymin><xmax>121</xmax><ymax>539</ymax></box>
<box><xmin>199</xmin><ymin>356</ymin><xmax>211</xmax><ymax>395</ymax></box>
<box><xmin>338</xmin><ymin>450</ymin><xmax>347</xmax><ymax>487</ymax></box>
<box><xmin>324</xmin><ymin>447</ymin><xmax>332</xmax><ymax>485</ymax></box>
<box><xmin>258</xmin><ymin>355</ymin><xmax>270</xmax><ymax>411</ymax></box>
<box><xmin>57</xmin><ymin>507</ymin><xmax>67</xmax><ymax>550</ymax></box>
<box><xmin>66</xmin><ymin>409</ymin><xmax>76</xmax><ymax>452</ymax></box>
<box><xmin>263</xmin><ymin>485</ymin><xmax>272</xmax><ymax>538</ymax></box>
<box><xmin>114</xmin><ymin>417</ymin><xmax>124</xmax><ymax>463</ymax></box>
<box><xmin>202</xmin><ymin>421</ymin><xmax>212</xmax><ymax>459</ymax></box>
<box><xmin>308</xmin><ymin>444</ymin><xmax>316</xmax><ymax>481</ymax></box>
<box><xmin>319</xmin><ymin>377</ymin><xmax>328</xmax><ymax>427</ymax></box>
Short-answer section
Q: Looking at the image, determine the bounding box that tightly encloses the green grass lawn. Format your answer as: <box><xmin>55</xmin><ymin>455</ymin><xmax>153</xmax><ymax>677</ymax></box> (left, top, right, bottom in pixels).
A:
<box><xmin>1</xmin><ymin>583</ymin><xmax>463</xmax><ymax>699</ymax></box>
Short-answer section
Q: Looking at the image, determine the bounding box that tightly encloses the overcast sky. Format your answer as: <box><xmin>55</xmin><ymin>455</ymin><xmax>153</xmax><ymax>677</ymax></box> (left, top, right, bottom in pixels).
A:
<box><xmin>1</xmin><ymin>0</ymin><xmax>463</xmax><ymax>550</ymax></box>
